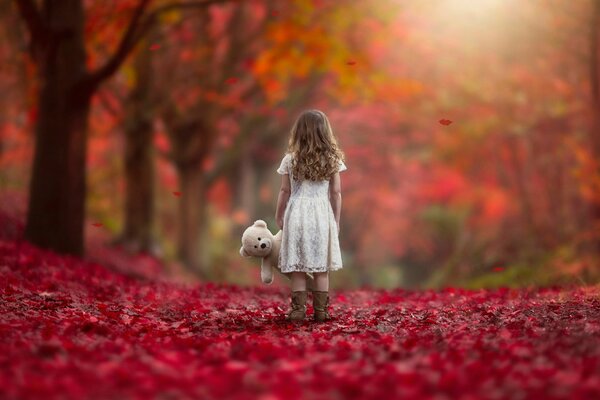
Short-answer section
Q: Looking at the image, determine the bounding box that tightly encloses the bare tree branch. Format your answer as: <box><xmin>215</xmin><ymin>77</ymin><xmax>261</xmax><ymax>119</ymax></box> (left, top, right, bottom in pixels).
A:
<box><xmin>86</xmin><ymin>0</ymin><xmax>153</xmax><ymax>88</ymax></box>
<box><xmin>86</xmin><ymin>0</ymin><xmax>238</xmax><ymax>90</ymax></box>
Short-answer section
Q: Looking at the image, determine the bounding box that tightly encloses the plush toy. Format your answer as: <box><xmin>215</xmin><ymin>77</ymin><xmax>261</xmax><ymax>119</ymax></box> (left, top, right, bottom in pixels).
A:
<box><xmin>240</xmin><ymin>219</ymin><xmax>315</xmax><ymax>290</ymax></box>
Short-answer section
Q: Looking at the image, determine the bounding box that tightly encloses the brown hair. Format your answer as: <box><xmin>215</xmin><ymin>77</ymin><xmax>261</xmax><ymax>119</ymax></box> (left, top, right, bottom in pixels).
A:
<box><xmin>284</xmin><ymin>109</ymin><xmax>345</xmax><ymax>181</ymax></box>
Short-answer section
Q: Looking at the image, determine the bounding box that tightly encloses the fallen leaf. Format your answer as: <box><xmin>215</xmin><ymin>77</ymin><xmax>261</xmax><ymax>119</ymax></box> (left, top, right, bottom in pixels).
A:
<box><xmin>1</xmin><ymin>225</ymin><xmax>599</xmax><ymax>399</ymax></box>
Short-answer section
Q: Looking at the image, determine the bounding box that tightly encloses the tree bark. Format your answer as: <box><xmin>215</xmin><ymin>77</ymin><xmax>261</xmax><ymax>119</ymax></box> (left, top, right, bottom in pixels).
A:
<box><xmin>175</xmin><ymin>162</ymin><xmax>207</xmax><ymax>277</ymax></box>
<box><xmin>239</xmin><ymin>142</ymin><xmax>256</xmax><ymax>218</ymax></box>
<box><xmin>589</xmin><ymin>0</ymin><xmax>600</xmax><ymax>253</ymax></box>
<box><xmin>114</xmin><ymin>33</ymin><xmax>159</xmax><ymax>256</ymax></box>
<box><xmin>22</xmin><ymin>0</ymin><xmax>92</xmax><ymax>256</ymax></box>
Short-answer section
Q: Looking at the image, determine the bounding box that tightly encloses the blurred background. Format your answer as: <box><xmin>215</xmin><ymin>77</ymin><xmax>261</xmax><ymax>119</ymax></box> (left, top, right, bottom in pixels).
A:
<box><xmin>1</xmin><ymin>0</ymin><xmax>600</xmax><ymax>290</ymax></box>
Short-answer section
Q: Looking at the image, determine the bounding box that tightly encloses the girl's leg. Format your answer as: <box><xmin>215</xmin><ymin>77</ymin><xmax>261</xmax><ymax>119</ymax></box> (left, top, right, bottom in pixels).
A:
<box><xmin>313</xmin><ymin>271</ymin><xmax>329</xmax><ymax>291</ymax></box>
<box><xmin>291</xmin><ymin>271</ymin><xmax>307</xmax><ymax>291</ymax></box>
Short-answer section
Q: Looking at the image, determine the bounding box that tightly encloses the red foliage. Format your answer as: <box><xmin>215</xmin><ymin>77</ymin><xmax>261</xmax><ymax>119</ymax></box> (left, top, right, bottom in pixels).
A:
<box><xmin>1</xmin><ymin>239</ymin><xmax>600</xmax><ymax>399</ymax></box>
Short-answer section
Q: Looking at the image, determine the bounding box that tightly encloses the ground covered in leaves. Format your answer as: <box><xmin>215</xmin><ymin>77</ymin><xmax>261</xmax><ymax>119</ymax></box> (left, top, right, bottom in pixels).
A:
<box><xmin>1</xmin><ymin>238</ymin><xmax>600</xmax><ymax>399</ymax></box>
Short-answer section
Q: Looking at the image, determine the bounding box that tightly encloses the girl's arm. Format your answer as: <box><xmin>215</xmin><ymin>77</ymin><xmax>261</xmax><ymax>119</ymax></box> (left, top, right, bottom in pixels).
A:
<box><xmin>329</xmin><ymin>172</ymin><xmax>342</xmax><ymax>233</ymax></box>
<box><xmin>275</xmin><ymin>173</ymin><xmax>291</xmax><ymax>230</ymax></box>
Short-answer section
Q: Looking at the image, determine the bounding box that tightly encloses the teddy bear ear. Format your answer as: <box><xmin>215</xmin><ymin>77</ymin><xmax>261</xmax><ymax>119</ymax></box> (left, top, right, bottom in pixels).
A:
<box><xmin>240</xmin><ymin>246</ymin><xmax>251</xmax><ymax>257</ymax></box>
<box><xmin>253</xmin><ymin>220</ymin><xmax>267</xmax><ymax>228</ymax></box>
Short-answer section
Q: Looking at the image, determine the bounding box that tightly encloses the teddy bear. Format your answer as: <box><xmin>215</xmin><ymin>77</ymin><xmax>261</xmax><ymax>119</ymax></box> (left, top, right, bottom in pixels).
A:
<box><xmin>240</xmin><ymin>219</ymin><xmax>315</xmax><ymax>290</ymax></box>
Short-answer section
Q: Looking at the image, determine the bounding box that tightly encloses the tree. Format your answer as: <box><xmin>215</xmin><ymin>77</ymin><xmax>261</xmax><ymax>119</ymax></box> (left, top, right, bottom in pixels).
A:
<box><xmin>14</xmin><ymin>0</ymin><xmax>230</xmax><ymax>257</ymax></box>
<box><xmin>589</xmin><ymin>0</ymin><xmax>600</xmax><ymax>254</ymax></box>
<box><xmin>113</xmin><ymin>28</ymin><xmax>160</xmax><ymax>256</ymax></box>
<box><xmin>155</xmin><ymin>1</ymin><xmax>275</xmax><ymax>274</ymax></box>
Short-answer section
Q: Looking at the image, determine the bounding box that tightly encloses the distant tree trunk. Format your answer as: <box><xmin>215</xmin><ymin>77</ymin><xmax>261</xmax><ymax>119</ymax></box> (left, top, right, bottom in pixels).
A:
<box><xmin>227</xmin><ymin>158</ymin><xmax>242</xmax><ymax>209</ymax></box>
<box><xmin>223</xmin><ymin>116</ymin><xmax>266</xmax><ymax>211</ymax></box>
<box><xmin>113</xmin><ymin>33</ymin><xmax>159</xmax><ymax>256</ymax></box>
<box><xmin>506</xmin><ymin>134</ymin><xmax>539</xmax><ymax>257</ymax></box>
<box><xmin>589</xmin><ymin>0</ymin><xmax>600</xmax><ymax>253</ymax></box>
<box><xmin>21</xmin><ymin>0</ymin><xmax>92</xmax><ymax>256</ymax></box>
<box><xmin>239</xmin><ymin>143</ymin><xmax>256</xmax><ymax>218</ymax></box>
<box><xmin>175</xmin><ymin>161</ymin><xmax>207</xmax><ymax>277</ymax></box>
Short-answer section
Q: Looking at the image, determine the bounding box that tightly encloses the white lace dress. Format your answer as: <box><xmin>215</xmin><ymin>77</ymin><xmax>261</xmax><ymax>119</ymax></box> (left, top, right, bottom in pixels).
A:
<box><xmin>276</xmin><ymin>153</ymin><xmax>347</xmax><ymax>273</ymax></box>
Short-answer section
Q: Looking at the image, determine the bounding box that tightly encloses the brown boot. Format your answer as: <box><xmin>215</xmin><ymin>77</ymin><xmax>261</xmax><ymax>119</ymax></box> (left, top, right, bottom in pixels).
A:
<box><xmin>313</xmin><ymin>290</ymin><xmax>331</xmax><ymax>322</ymax></box>
<box><xmin>286</xmin><ymin>290</ymin><xmax>307</xmax><ymax>322</ymax></box>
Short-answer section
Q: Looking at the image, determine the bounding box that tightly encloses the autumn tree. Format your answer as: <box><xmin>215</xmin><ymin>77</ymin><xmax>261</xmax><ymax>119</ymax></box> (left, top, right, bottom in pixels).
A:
<box><xmin>113</xmin><ymin>28</ymin><xmax>160</xmax><ymax>255</ymax></box>
<box><xmin>153</xmin><ymin>2</ymin><xmax>276</xmax><ymax>274</ymax></box>
<box><xmin>588</xmin><ymin>0</ymin><xmax>600</xmax><ymax>254</ymax></box>
<box><xmin>13</xmin><ymin>0</ymin><xmax>231</xmax><ymax>257</ymax></box>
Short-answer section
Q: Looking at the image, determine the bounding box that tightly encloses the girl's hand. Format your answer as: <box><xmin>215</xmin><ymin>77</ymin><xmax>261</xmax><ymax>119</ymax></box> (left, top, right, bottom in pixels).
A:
<box><xmin>277</xmin><ymin>217</ymin><xmax>284</xmax><ymax>230</ymax></box>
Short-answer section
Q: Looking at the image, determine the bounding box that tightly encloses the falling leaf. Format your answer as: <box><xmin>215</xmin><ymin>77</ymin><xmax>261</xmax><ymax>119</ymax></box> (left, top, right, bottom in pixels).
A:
<box><xmin>225</xmin><ymin>77</ymin><xmax>239</xmax><ymax>85</ymax></box>
<box><xmin>149</xmin><ymin>43</ymin><xmax>161</xmax><ymax>51</ymax></box>
<box><xmin>271</xmin><ymin>10</ymin><xmax>280</xmax><ymax>17</ymax></box>
<box><xmin>493</xmin><ymin>267</ymin><xmax>504</xmax><ymax>272</ymax></box>
<box><xmin>346</xmin><ymin>60</ymin><xmax>357</xmax><ymax>66</ymax></box>
<box><xmin>92</xmin><ymin>223</ymin><xmax>103</xmax><ymax>227</ymax></box>
<box><xmin>439</xmin><ymin>119</ymin><xmax>453</xmax><ymax>126</ymax></box>
<box><xmin>173</xmin><ymin>191</ymin><xmax>182</xmax><ymax>197</ymax></box>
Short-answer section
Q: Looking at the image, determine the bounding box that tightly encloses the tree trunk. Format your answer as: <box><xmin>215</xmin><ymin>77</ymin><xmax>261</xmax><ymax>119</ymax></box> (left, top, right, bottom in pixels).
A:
<box><xmin>176</xmin><ymin>163</ymin><xmax>208</xmax><ymax>277</ymax></box>
<box><xmin>239</xmin><ymin>143</ymin><xmax>256</xmax><ymax>218</ymax></box>
<box><xmin>114</xmin><ymin>34</ymin><xmax>159</xmax><ymax>256</ymax></box>
<box><xmin>24</xmin><ymin>0</ymin><xmax>91</xmax><ymax>256</ymax></box>
<box><xmin>589</xmin><ymin>0</ymin><xmax>600</xmax><ymax>254</ymax></box>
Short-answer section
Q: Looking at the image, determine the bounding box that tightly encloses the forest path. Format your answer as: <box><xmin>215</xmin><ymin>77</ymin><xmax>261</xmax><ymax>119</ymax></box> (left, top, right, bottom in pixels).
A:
<box><xmin>1</xmin><ymin>238</ymin><xmax>600</xmax><ymax>399</ymax></box>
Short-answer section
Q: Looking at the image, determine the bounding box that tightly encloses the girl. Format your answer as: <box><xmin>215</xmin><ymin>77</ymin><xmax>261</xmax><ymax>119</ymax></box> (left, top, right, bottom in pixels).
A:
<box><xmin>275</xmin><ymin>109</ymin><xmax>347</xmax><ymax>322</ymax></box>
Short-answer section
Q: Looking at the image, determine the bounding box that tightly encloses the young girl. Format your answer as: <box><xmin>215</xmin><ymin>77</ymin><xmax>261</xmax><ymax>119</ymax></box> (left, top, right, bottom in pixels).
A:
<box><xmin>275</xmin><ymin>109</ymin><xmax>347</xmax><ymax>322</ymax></box>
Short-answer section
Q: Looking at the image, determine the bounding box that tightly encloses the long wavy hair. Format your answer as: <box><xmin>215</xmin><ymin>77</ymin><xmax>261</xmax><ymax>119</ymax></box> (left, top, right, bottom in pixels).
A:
<box><xmin>284</xmin><ymin>109</ymin><xmax>346</xmax><ymax>181</ymax></box>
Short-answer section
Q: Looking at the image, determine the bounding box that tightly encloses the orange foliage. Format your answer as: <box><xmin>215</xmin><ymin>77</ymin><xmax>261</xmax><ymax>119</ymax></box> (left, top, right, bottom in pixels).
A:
<box><xmin>573</xmin><ymin>145</ymin><xmax>600</xmax><ymax>205</ymax></box>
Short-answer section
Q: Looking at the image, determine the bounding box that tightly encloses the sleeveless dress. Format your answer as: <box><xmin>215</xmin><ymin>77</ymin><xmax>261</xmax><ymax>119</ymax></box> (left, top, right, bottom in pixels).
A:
<box><xmin>276</xmin><ymin>153</ymin><xmax>347</xmax><ymax>273</ymax></box>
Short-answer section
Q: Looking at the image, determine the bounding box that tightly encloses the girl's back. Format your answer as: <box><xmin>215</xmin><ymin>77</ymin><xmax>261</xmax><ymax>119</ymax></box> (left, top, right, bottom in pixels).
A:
<box><xmin>277</xmin><ymin>153</ymin><xmax>346</xmax><ymax>200</ymax></box>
